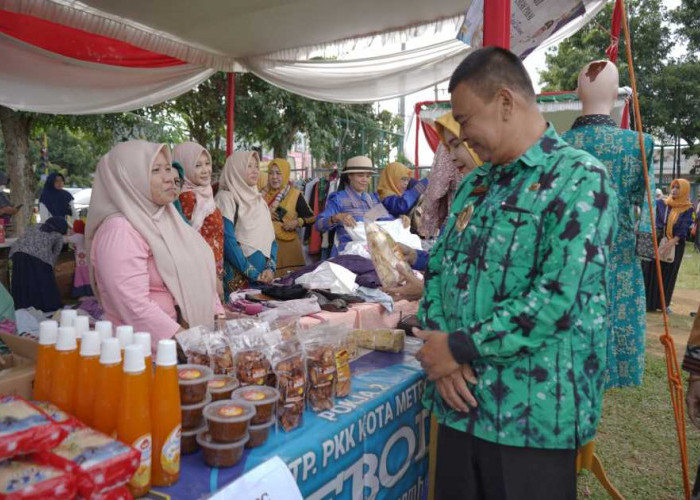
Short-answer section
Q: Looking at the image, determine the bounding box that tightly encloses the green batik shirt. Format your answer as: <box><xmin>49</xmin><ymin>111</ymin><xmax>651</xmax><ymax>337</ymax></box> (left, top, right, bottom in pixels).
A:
<box><xmin>419</xmin><ymin>124</ymin><xmax>618</xmax><ymax>450</ymax></box>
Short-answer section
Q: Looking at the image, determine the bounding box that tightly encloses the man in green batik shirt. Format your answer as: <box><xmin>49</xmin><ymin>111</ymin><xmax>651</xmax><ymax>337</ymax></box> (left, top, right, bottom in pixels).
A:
<box><xmin>414</xmin><ymin>48</ymin><xmax>618</xmax><ymax>499</ymax></box>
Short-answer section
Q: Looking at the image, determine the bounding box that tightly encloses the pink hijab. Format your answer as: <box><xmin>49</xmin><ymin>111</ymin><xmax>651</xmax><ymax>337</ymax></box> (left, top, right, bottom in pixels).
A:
<box><xmin>86</xmin><ymin>140</ymin><xmax>217</xmax><ymax>329</ymax></box>
<box><xmin>172</xmin><ymin>142</ymin><xmax>217</xmax><ymax>232</ymax></box>
<box><xmin>419</xmin><ymin>143</ymin><xmax>466</xmax><ymax>238</ymax></box>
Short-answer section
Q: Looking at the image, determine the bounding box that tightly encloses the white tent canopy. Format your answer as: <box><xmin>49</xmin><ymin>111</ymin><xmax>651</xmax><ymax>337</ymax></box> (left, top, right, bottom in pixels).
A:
<box><xmin>0</xmin><ymin>0</ymin><xmax>609</xmax><ymax>112</ymax></box>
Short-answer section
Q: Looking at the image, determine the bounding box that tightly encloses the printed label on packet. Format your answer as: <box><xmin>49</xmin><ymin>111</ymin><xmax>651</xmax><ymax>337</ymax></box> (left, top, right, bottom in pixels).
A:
<box><xmin>160</xmin><ymin>425</ymin><xmax>181</xmax><ymax>475</ymax></box>
<box><xmin>218</xmin><ymin>406</ymin><xmax>244</xmax><ymax>417</ymax></box>
<box><xmin>130</xmin><ymin>434</ymin><xmax>152</xmax><ymax>488</ymax></box>
<box><xmin>208</xmin><ymin>379</ymin><xmax>226</xmax><ymax>389</ymax></box>
<box><xmin>178</xmin><ymin>369</ymin><xmax>201</xmax><ymax>380</ymax></box>
<box><xmin>242</xmin><ymin>390</ymin><xmax>266</xmax><ymax>402</ymax></box>
<box><xmin>335</xmin><ymin>349</ymin><xmax>351</xmax><ymax>382</ymax></box>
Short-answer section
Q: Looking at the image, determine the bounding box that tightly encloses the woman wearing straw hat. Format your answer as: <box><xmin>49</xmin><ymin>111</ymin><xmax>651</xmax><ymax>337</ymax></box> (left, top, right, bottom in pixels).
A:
<box><xmin>315</xmin><ymin>155</ymin><xmax>394</xmax><ymax>256</ymax></box>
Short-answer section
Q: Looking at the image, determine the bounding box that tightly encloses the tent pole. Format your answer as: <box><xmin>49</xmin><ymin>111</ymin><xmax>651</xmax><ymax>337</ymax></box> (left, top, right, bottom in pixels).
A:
<box><xmin>226</xmin><ymin>72</ymin><xmax>235</xmax><ymax>157</ymax></box>
<box><xmin>483</xmin><ymin>0</ymin><xmax>511</xmax><ymax>49</ymax></box>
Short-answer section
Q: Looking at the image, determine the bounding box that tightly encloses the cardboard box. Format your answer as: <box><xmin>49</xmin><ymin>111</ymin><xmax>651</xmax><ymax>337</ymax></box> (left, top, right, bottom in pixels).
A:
<box><xmin>0</xmin><ymin>332</ymin><xmax>37</xmax><ymax>399</ymax></box>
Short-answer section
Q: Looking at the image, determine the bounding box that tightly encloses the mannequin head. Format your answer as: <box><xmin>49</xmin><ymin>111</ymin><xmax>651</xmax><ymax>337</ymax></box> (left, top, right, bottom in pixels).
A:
<box><xmin>577</xmin><ymin>60</ymin><xmax>619</xmax><ymax>116</ymax></box>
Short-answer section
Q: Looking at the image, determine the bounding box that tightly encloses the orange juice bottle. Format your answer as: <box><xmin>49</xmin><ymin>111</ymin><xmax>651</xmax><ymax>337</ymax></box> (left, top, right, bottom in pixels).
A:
<box><xmin>34</xmin><ymin>321</ymin><xmax>58</xmax><ymax>401</ymax></box>
<box><xmin>95</xmin><ymin>321</ymin><xmax>113</xmax><ymax>343</ymax></box>
<box><xmin>116</xmin><ymin>325</ymin><xmax>134</xmax><ymax>354</ymax></box>
<box><xmin>92</xmin><ymin>338</ymin><xmax>122</xmax><ymax>436</ymax></box>
<box><xmin>118</xmin><ymin>345</ymin><xmax>152</xmax><ymax>497</ymax></box>
<box><xmin>60</xmin><ymin>309</ymin><xmax>77</xmax><ymax>328</ymax></box>
<box><xmin>74</xmin><ymin>316</ymin><xmax>90</xmax><ymax>350</ymax></box>
<box><xmin>74</xmin><ymin>331</ymin><xmax>101</xmax><ymax>426</ymax></box>
<box><xmin>49</xmin><ymin>327</ymin><xmax>78</xmax><ymax>413</ymax></box>
<box><xmin>151</xmin><ymin>339</ymin><xmax>181</xmax><ymax>487</ymax></box>
<box><xmin>134</xmin><ymin>332</ymin><xmax>153</xmax><ymax>394</ymax></box>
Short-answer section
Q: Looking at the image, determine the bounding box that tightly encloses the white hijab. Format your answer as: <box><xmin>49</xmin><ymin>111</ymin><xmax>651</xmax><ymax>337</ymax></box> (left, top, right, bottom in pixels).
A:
<box><xmin>173</xmin><ymin>141</ymin><xmax>217</xmax><ymax>232</ymax></box>
<box><xmin>215</xmin><ymin>151</ymin><xmax>275</xmax><ymax>258</ymax></box>
<box><xmin>86</xmin><ymin>140</ymin><xmax>217</xmax><ymax>328</ymax></box>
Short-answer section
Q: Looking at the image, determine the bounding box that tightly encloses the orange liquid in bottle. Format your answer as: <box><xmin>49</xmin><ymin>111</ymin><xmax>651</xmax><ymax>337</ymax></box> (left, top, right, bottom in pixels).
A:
<box><xmin>144</xmin><ymin>355</ymin><xmax>153</xmax><ymax>396</ymax></box>
<box><xmin>33</xmin><ymin>344</ymin><xmax>55</xmax><ymax>401</ymax></box>
<box><xmin>118</xmin><ymin>345</ymin><xmax>152</xmax><ymax>497</ymax></box>
<box><xmin>92</xmin><ymin>362</ymin><xmax>122</xmax><ymax>436</ymax></box>
<box><xmin>151</xmin><ymin>363</ymin><xmax>181</xmax><ymax>486</ymax></box>
<box><xmin>49</xmin><ymin>349</ymin><xmax>78</xmax><ymax>413</ymax></box>
<box><xmin>74</xmin><ymin>354</ymin><xmax>100</xmax><ymax>425</ymax></box>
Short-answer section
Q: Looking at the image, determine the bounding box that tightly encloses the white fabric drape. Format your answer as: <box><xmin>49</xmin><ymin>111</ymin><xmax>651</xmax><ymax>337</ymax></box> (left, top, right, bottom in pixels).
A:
<box><xmin>0</xmin><ymin>33</ymin><xmax>214</xmax><ymax>114</ymax></box>
<box><xmin>244</xmin><ymin>40</ymin><xmax>471</xmax><ymax>104</ymax></box>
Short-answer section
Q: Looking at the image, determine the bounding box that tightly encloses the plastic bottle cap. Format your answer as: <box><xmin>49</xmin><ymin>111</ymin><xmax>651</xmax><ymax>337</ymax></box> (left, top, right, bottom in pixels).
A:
<box><xmin>155</xmin><ymin>339</ymin><xmax>177</xmax><ymax>366</ymax></box>
<box><xmin>73</xmin><ymin>316</ymin><xmax>90</xmax><ymax>338</ymax></box>
<box><xmin>123</xmin><ymin>344</ymin><xmax>145</xmax><ymax>373</ymax></box>
<box><xmin>95</xmin><ymin>321</ymin><xmax>113</xmax><ymax>342</ymax></box>
<box><xmin>55</xmin><ymin>327</ymin><xmax>77</xmax><ymax>352</ymax></box>
<box><xmin>116</xmin><ymin>325</ymin><xmax>134</xmax><ymax>350</ymax></box>
<box><xmin>59</xmin><ymin>309</ymin><xmax>78</xmax><ymax>328</ymax></box>
<box><xmin>80</xmin><ymin>331</ymin><xmax>101</xmax><ymax>357</ymax></box>
<box><xmin>39</xmin><ymin>321</ymin><xmax>58</xmax><ymax>346</ymax></box>
<box><xmin>133</xmin><ymin>332</ymin><xmax>152</xmax><ymax>358</ymax></box>
<box><xmin>100</xmin><ymin>337</ymin><xmax>121</xmax><ymax>364</ymax></box>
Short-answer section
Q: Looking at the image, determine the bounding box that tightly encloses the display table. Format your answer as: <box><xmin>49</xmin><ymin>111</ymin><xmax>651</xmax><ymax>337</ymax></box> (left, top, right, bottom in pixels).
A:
<box><xmin>153</xmin><ymin>349</ymin><xmax>429</xmax><ymax>499</ymax></box>
<box><xmin>300</xmin><ymin>299</ymin><xmax>419</xmax><ymax>330</ymax></box>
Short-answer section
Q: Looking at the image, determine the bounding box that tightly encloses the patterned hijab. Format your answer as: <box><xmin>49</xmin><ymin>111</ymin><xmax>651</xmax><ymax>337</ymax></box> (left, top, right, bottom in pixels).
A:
<box><xmin>173</xmin><ymin>142</ymin><xmax>216</xmax><ymax>232</ymax></box>
<box><xmin>665</xmin><ymin>178</ymin><xmax>693</xmax><ymax>239</ymax></box>
<box><xmin>215</xmin><ymin>151</ymin><xmax>275</xmax><ymax>257</ymax></box>
<box><xmin>262</xmin><ymin>158</ymin><xmax>292</xmax><ymax>209</ymax></box>
<box><xmin>86</xmin><ymin>140</ymin><xmax>217</xmax><ymax>329</ymax></box>
<box><xmin>377</xmin><ymin>162</ymin><xmax>411</xmax><ymax>200</ymax></box>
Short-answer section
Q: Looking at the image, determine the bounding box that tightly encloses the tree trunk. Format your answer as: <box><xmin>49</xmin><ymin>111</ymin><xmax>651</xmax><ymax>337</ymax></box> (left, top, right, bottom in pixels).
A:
<box><xmin>0</xmin><ymin>106</ymin><xmax>35</xmax><ymax>236</ymax></box>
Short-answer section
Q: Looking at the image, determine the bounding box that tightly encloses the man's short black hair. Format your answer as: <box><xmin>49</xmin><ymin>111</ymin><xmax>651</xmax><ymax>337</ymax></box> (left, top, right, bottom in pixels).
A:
<box><xmin>448</xmin><ymin>47</ymin><xmax>535</xmax><ymax>101</ymax></box>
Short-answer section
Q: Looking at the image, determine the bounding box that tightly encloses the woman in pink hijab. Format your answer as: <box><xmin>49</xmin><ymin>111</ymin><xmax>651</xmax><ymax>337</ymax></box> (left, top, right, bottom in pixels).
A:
<box><xmin>173</xmin><ymin>142</ymin><xmax>224</xmax><ymax>293</ymax></box>
<box><xmin>87</xmin><ymin>141</ymin><xmax>224</xmax><ymax>349</ymax></box>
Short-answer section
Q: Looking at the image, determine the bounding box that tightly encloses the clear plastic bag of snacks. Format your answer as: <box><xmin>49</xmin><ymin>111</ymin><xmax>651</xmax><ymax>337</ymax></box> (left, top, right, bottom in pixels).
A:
<box><xmin>233</xmin><ymin>325</ymin><xmax>276</xmax><ymax>387</ymax></box>
<box><xmin>0</xmin><ymin>396</ymin><xmax>66</xmax><ymax>461</ymax></box>
<box><xmin>300</xmin><ymin>324</ymin><xmax>353</xmax><ymax>400</ymax></box>
<box><xmin>35</xmin><ymin>425</ymin><xmax>139</xmax><ymax>499</ymax></box>
<box><xmin>205</xmin><ymin>330</ymin><xmax>235</xmax><ymax>376</ymax></box>
<box><xmin>175</xmin><ymin>325</ymin><xmax>211</xmax><ymax>367</ymax></box>
<box><xmin>0</xmin><ymin>459</ymin><xmax>77</xmax><ymax>499</ymax></box>
<box><xmin>270</xmin><ymin>339</ymin><xmax>306</xmax><ymax>431</ymax></box>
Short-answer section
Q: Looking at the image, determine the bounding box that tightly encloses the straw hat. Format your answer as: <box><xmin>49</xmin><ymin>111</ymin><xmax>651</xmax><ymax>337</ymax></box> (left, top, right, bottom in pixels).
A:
<box><xmin>342</xmin><ymin>156</ymin><xmax>375</xmax><ymax>175</ymax></box>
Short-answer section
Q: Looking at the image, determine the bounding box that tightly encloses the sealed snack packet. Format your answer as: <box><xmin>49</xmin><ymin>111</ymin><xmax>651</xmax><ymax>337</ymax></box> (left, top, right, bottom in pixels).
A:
<box><xmin>205</xmin><ymin>330</ymin><xmax>235</xmax><ymax>376</ymax></box>
<box><xmin>365</xmin><ymin>221</ymin><xmax>404</xmax><ymax>288</ymax></box>
<box><xmin>32</xmin><ymin>401</ymin><xmax>82</xmax><ymax>429</ymax></box>
<box><xmin>351</xmin><ymin>329</ymin><xmax>405</xmax><ymax>353</ymax></box>
<box><xmin>0</xmin><ymin>396</ymin><xmax>66</xmax><ymax>461</ymax></box>
<box><xmin>35</xmin><ymin>426</ymin><xmax>139</xmax><ymax>499</ymax></box>
<box><xmin>233</xmin><ymin>325</ymin><xmax>275</xmax><ymax>387</ymax></box>
<box><xmin>271</xmin><ymin>339</ymin><xmax>306</xmax><ymax>431</ymax></box>
<box><xmin>175</xmin><ymin>325</ymin><xmax>211</xmax><ymax>367</ymax></box>
<box><xmin>0</xmin><ymin>459</ymin><xmax>77</xmax><ymax>499</ymax></box>
<box><xmin>334</xmin><ymin>330</ymin><xmax>352</xmax><ymax>399</ymax></box>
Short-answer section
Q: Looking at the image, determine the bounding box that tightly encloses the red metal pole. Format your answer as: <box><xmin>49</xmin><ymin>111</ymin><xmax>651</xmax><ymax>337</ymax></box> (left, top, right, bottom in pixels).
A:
<box><xmin>482</xmin><ymin>0</ymin><xmax>511</xmax><ymax>49</ymax></box>
<box><xmin>226</xmin><ymin>72</ymin><xmax>235</xmax><ymax>157</ymax></box>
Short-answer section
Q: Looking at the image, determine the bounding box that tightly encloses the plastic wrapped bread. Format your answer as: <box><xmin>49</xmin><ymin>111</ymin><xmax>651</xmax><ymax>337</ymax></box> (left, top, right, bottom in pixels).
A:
<box><xmin>351</xmin><ymin>329</ymin><xmax>405</xmax><ymax>353</ymax></box>
<box><xmin>365</xmin><ymin>221</ymin><xmax>404</xmax><ymax>288</ymax></box>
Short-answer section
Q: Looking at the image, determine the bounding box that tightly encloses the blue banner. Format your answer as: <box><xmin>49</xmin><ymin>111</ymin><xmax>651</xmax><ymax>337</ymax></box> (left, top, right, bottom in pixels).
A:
<box><xmin>153</xmin><ymin>352</ymin><xmax>429</xmax><ymax>499</ymax></box>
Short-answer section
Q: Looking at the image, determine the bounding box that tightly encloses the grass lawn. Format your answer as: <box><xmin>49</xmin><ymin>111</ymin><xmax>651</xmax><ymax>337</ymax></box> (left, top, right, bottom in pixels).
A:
<box><xmin>577</xmin><ymin>249</ymin><xmax>700</xmax><ymax>498</ymax></box>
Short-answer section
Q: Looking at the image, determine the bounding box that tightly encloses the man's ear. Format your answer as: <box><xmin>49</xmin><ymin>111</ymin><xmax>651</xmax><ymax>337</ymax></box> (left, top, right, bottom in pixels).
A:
<box><xmin>499</xmin><ymin>88</ymin><xmax>515</xmax><ymax>121</ymax></box>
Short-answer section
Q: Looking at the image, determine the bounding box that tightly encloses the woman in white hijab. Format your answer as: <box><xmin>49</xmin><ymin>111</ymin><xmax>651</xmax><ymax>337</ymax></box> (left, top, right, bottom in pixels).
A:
<box><xmin>87</xmin><ymin>141</ymin><xmax>224</xmax><ymax>349</ymax></box>
<box><xmin>215</xmin><ymin>151</ymin><xmax>277</xmax><ymax>292</ymax></box>
<box><xmin>173</xmin><ymin>142</ymin><xmax>224</xmax><ymax>294</ymax></box>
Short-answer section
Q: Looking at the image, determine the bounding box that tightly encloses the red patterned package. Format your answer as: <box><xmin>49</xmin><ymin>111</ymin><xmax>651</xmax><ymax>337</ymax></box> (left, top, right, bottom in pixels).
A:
<box><xmin>0</xmin><ymin>459</ymin><xmax>77</xmax><ymax>499</ymax></box>
<box><xmin>0</xmin><ymin>395</ymin><xmax>66</xmax><ymax>461</ymax></box>
<box><xmin>31</xmin><ymin>401</ymin><xmax>83</xmax><ymax>429</ymax></box>
<box><xmin>34</xmin><ymin>427</ymin><xmax>139</xmax><ymax>498</ymax></box>
<box><xmin>89</xmin><ymin>484</ymin><xmax>133</xmax><ymax>500</ymax></box>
